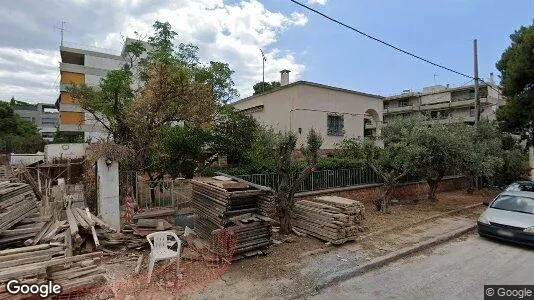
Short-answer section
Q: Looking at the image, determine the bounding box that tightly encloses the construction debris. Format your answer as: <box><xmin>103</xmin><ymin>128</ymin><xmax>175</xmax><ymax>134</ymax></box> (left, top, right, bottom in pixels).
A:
<box><xmin>0</xmin><ymin>244</ymin><xmax>106</xmax><ymax>299</ymax></box>
<box><xmin>293</xmin><ymin>196</ymin><xmax>365</xmax><ymax>244</ymax></box>
<box><xmin>191</xmin><ymin>177</ymin><xmax>273</xmax><ymax>260</ymax></box>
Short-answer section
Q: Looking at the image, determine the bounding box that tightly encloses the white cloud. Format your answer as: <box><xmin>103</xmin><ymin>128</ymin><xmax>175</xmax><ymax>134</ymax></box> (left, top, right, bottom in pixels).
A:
<box><xmin>0</xmin><ymin>0</ymin><xmax>307</xmax><ymax>103</ymax></box>
<box><xmin>308</xmin><ymin>0</ymin><xmax>327</xmax><ymax>5</ymax></box>
<box><xmin>97</xmin><ymin>0</ymin><xmax>308</xmax><ymax>98</ymax></box>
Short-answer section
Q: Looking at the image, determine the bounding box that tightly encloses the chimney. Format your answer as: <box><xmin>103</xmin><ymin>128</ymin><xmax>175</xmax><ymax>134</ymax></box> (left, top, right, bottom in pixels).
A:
<box><xmin>280</xmin><ymin>69</ymin><xmax>290</xmax><ymax>86</ymax></box>
<box><xmin>489</xmin><ymin>72</ymin><xmax>494</xmax><ymax>84</ymax></box>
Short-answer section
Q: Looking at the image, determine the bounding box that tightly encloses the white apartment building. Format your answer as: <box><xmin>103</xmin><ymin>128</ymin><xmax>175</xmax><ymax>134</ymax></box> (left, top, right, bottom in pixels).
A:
<box><xmin>383</xmin><ymin>75</ymin><xmax>502</xmax><ymax>124</ymax></box>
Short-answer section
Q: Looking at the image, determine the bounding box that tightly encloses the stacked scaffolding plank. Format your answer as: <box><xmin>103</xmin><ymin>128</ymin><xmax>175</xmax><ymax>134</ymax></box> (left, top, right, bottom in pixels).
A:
<box><xmin>293</xmin><ymin>196</ymin><xmax>365</xmax><ymax>244</ymax></box>
<box><xmin>192</xmin><ymin>178</ymin><xmax>272</xmax><ymax>260</ymax></box>
<box><xmin>0</xmin><ymin>245</ymin><xmax>106</xmax><ymax>299</ymax></box>
<box><xmin>0</xmin><ymin>182</ymin><xmax>38</xmax><ymax>239</ymax></box>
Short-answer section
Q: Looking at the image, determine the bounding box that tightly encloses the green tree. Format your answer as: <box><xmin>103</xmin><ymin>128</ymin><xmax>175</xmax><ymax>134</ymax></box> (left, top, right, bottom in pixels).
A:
<box><xmin>253</xmin><ymin>81</ymin><xmax>281</xmax><ymax>95</ymax></box>
<box><xmin>496</xmin><ymin>24</ymin><xmax>534</xmax><ymax>144</ymax></box>
<box><xmin>70</xmin><ymin>21</ymin><xmax>240</xmax><ymax>185</ymax></box>
<box><xmin>0</xmin><ymin>101</ymin><xmax>43</xmax><ymax>153</ymax></box>
<box><xmin>52</xmin><ymin>128</ymin><xmax>84</xmax><ymax>143</ymax></box>
<box><xmin>274</xmin><ymin>129</ymin><xmax>322</xmax><ymax>234</ymax></box>
<box><xmin>364</xmin><ymin>118</ymin><xmax>415</xmax><ymax>212</ymax></box>
<box><xmin>458</xmin><ymin>120</ymin><xmax>503</xmax><ymax>192</ymax></box>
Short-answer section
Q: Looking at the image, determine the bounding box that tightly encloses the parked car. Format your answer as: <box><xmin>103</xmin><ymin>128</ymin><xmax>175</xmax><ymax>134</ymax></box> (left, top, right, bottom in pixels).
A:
<box><xmin>477</xmin><ymin>191</ymin><xmax>534</xmax><ymax>246</ymax></box>
<box><xmin>503</xmin><ymin>181</ymin><xmax>534</xmax><ymax>192</ymax></box>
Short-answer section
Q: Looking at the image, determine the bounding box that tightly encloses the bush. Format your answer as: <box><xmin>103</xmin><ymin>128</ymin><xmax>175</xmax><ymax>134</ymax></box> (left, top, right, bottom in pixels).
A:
<box><xmin>493</xmin><ymin>148</ymin><xmax>530</xmax><ymax>187</ymax></box>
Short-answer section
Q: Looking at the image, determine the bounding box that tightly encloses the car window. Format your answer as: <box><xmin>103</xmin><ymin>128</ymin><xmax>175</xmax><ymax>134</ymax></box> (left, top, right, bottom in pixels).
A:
<box><xmin>491</xmin><ymin>195</ymin><xmax>534</xmax><ymax>214</ymax></box>
<box><xmin>504</xmin><ymin>183</ymin><xmax>534</xmax><ymax>192</ymax></box>
<box><xmin>504</xmin><ymin>183</ymin><xmax>521</xmax><ymax>191</ymax></box>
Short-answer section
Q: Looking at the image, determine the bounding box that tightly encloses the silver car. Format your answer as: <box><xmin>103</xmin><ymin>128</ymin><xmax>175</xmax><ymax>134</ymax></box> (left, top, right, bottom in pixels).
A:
<box><xmin>477</xmin><ymin>191</ymin><xmax>534</xmax><ymax>246</ymax></box>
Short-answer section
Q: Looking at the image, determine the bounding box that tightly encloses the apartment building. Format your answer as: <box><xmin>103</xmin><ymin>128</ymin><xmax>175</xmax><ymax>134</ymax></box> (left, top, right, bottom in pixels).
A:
<box><xmin>383</xmin><ymin>75</ymin><xmax>502</xmax><ymax>124</ymax></box>
<box><xmin>233</xmin><ymin>70</ymin><xmax>384</xmax><ymax>150</ymax></box>
<box><xmin>55</xmin><ymin>39</ymin><xmax>148</xmax><ymax>141</ymax></box>
<box><xmin>14</xmin><ymin>103</ymin><xmax>59</xmax><ymax>141</ymax></box>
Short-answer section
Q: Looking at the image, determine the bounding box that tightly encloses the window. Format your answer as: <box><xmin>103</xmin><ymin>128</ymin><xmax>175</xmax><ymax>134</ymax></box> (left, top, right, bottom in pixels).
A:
<box><xmin>327</xmin><ymin>114</ymin><xmax>344</xmax><ymax>136</ymax></box>
<box><xmin>383</xmin><ymin>102</ymin><xmax>389</xmax><ymax>109</ymax></box>
<box><xmin>469</xmin><ymin>106</ymin><xmax>475</xmax><ymax>117</ymax></box>
<box><xmin>469</xmin><ymin>90</ymin><xmax>475</xmax><ymax>99</ymax></box>
<box><xmin>399</xmin><ymin>98</ymin><xmax>410</xmax><ymax>107</ymax></box>
<box><xmin>430</xmin><ymin>111</ymin><xmax>439</xmax><ymax>119</ymax></box>
<box><xmin>440</xmin><ymin>110</ymin><xmax>450</xmax><ymax>119</ymax></box>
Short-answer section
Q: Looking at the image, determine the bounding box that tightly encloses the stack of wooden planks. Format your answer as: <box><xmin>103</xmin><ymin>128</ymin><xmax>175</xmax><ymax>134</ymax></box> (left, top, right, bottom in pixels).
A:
<box><xmin>0</xmin><ymin>182</ymin><xmax>39</xmax><ymax>246</ymax></box>
<box><xmin>258</xmin><ymin>194</ymin><xmax>276</xmax><ymax>219</ymax></box>
<box><xmin>0</xmin><ymin>244</ymin><xmax>106</xmax><ymax>299</ymax></box>
<box><xmin>0</xmin><ymin>166</ymin><xmax>11</xmax><ymax>181</ymax></box>
<box><xmin>293</xmin><ymin>196</ymin><xmax>365</xmax><ymax>244</ymax></box>
<box><xmin>191</xmin><ymin>177</ymin><xmax>273</xmax><ymax>260</ymax></box>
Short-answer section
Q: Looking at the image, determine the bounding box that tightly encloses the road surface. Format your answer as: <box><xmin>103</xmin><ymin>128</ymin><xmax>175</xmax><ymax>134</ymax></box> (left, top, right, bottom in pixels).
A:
<box><xmin>312</xmin><ymin>233</ymin><xmax>534</xmax><ymax>300</ymax></box>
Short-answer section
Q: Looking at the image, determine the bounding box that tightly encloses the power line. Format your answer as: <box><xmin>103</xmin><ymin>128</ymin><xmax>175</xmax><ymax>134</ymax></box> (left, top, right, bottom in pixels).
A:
<box><xmin>289</xmin><ymin>0</ymin><xmax>474</xmax><ymax>79</ymax></box>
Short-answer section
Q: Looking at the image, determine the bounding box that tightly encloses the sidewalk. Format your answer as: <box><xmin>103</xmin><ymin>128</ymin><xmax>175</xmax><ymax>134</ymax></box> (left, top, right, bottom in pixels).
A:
<box><xmin>190</xmin><ymin>206</ymin><xmax>483</xmax><ymax>300</ymax></box>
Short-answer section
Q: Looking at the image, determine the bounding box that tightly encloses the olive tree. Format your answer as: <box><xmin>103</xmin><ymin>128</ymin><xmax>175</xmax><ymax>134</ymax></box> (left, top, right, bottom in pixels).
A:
<box><xmin>274</xmin><ymin>129</ymin><xmax>322</xmax><ymax>234</ymax></box>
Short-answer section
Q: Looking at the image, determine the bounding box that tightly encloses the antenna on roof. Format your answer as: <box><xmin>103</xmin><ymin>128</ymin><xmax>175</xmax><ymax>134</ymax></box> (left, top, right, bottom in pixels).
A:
<box><xmin>54</xmin><ymin>21</ymin><xmax>67</xmax><ymax>46</ymax></box>
<box><xmin>260</xmin><ymin>49</ymin><xmax>266</xmax><ymax>92</ymax></box>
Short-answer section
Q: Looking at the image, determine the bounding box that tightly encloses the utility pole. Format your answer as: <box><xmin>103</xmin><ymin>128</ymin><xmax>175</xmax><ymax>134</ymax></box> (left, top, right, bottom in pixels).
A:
<box><xmin>260</xmin><ymin>49</ymin><xmax>266</xmax><ymax>93</ymax></box>
<box><xmin>473</xmin><ymin>39</ymin><xmax>480</xmax><ymax>124</ymax></box>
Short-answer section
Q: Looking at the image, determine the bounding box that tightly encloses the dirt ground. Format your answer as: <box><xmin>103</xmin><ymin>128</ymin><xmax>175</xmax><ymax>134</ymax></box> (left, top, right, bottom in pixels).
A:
<box><xmin>97</xmin><ymin>188</ymin><xmax>497</xmax><ymax>298</ymax></box>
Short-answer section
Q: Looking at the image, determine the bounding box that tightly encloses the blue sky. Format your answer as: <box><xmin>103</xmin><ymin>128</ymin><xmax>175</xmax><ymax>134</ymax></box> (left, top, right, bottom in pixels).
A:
<box><xmin>0</xmin><ymin>0</ymin><xmax>532</xmax><ymax>103</ymax></box>
<box><xmin>265</xmin><ymin>0</ymin><xmax>534</xmax><ymax>96</ymax></box>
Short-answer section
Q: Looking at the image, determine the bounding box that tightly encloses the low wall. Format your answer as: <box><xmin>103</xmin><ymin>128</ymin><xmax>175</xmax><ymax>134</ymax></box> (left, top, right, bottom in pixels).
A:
<box><xmin>259</xmin><ymin>176</ymin><xmax>469</xmax><ymax>220</ymax></box>
<box><xmin>299</xmin><ymin>176</ymin><xmax>469</xmax><ymax>202</ymax></box>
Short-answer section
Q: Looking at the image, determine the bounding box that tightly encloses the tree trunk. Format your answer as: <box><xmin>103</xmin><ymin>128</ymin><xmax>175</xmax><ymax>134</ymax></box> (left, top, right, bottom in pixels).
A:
<box><xmin>279</xmin><ymin>205</ymin><xmax>292</xmax><ymax>234</ymax></box>
<box><xmin>427</xmin><ymin>178</ymin><xmax>440</xmax><ymax>202</ymax></box>
<box><xmin>466</xmin><ymin>176</ymin><xmax>474</xmax><ymax>194</ymax></box>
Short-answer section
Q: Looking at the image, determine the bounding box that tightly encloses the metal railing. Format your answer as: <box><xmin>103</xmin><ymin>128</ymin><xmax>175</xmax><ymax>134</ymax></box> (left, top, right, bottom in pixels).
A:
<box><xmin>119</xmin><ymin>171</ymin><xmax>189</xmax><ymax>209</ymax></box>
<box><xmin>237</xmin><ymin>166</ymin><xmax>384</xmax><ymax>193</ymax></box>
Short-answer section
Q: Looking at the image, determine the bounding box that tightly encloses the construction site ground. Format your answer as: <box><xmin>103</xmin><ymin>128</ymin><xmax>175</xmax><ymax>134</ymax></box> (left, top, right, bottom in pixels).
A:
<box><xmin>102</xmin><ymin>188</ymin><xmax>497</xmax><ymax>299</ymax></box>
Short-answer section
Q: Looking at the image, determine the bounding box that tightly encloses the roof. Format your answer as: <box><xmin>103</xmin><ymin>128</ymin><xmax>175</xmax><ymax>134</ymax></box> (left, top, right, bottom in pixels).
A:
<box><xmin>232</xmin><ymin>80</ymin><xmax>383</xmax><ymax>105</ymax></box>
<box><xmin>385</xmin><ymin>82</ymin><xmax>493</xmax><ymax>100</ymax></box>
<box><xmin>499</xmin><ymin>191</ymin><xmax>534</xmax><ymax>198</ymax></box>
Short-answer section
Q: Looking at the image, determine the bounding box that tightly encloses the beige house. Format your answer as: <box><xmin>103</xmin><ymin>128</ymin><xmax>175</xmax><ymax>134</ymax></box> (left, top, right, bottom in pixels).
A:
<box><xmin>232</xmin><ymin>70</ymin><xmax>384</xmax><ymax>150</ymax></box>
<box><xmin>383</xmin><ymin>75</ymin><xmax>502</xmax><ymax>124</ymax></box>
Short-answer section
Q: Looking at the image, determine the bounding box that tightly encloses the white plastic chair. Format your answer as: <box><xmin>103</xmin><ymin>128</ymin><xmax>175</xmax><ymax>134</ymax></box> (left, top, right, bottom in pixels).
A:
<box><xmin>146</xmin><ymin>231</ymin><xmax>182</xmax><ymax>282</ymax></box>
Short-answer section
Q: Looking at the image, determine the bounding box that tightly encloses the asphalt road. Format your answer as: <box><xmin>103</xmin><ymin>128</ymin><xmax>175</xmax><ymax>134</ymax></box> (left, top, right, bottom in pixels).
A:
<box><xmin>312</xmin><ymin>233</ymin><xmax>534</xmax><ymax>300</ymax></box>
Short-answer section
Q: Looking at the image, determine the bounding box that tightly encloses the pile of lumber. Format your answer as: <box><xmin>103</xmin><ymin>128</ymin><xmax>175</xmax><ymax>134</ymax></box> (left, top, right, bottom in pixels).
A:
<box><xmin>0</xmin><ymin>182</ymin><xmax>39</xmax><ymax>247</ymax></box>
<box><xmin>191</xmin><ymin>177</ymin><xmax>273</xmax><ymax>260</ymax></box>
<box><xmin>0</xmin><ymin>244</ymin><xmax>106</xmax><ymax>299</ymax></box>
<box><xmin>293</xmin><ymin>196</ymin><xmax>365</xmax><ymax>244</ymax></box>
<box><xmin>258</xmin><ymin>194</ymin><xmax>276</xmax><ymax>219</ymax></box>
<box><xmin>0</xmin><ymin>166</ymin><xmax>11</xmax><ymax>181</ymax></box>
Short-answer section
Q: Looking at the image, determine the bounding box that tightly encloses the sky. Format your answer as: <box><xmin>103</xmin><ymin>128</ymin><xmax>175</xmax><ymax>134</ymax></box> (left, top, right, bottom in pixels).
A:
<box><xmin>0</xmin><ymin>0</ymin><xmax>532</xmax><ymax>104</ymax></box>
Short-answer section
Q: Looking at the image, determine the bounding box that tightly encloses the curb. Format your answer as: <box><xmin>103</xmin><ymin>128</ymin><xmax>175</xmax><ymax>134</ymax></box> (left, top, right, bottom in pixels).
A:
<box><xmin>314</xmin><ymin>223</ymin><xmax>477</xmax><ymax>292</ymax></box>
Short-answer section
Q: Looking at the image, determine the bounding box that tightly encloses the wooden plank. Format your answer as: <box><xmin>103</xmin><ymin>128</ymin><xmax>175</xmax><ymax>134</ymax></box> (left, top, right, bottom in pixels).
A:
<box><xmin>71</xmin><ymin>208</ymin><xmax>90</xmax><ymax>229</ymax></box>
<box><xmin>28</xmin><ymin>219</ymin><xmax>53</xmax><ymax>246</ymax></box>
<box><xmin>0</xmin><ymin>252</ymin><xmax>101</xmax><ymax>281</ymax></box>
<box><xmin>0</xmin><ymin>244</ymin><xmax>50</xmax><ymax>257</ymax></box>
<box><xmin>85</xmin><ymin>208</ymin><xmax>100</xmax><ymax>248</ymax></box>
<box><xmin>0</xmin><ymin>254</ymin><xmax>51</xmax><ymax>269</ymax></box>
<box><xmin>76</xmin><ymin>208</ymin><xmax>95</xmax><ymax>226</ymax></box>
<box><xmin>64</xmin><ymin>229</ymin><xmax>72</xmax><ymax>258</ymax></box>
<box><xmin>65</xmin><ymin>207</ymin><xmax>79</xmax><ymax>236</ymax></box>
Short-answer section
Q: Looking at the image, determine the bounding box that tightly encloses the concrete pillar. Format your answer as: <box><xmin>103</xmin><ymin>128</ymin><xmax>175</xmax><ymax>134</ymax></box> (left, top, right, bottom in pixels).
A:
<box><xmin>97</xmin><ymin>158</ymin><xmax>120</xmax><ymax>230</ymax></box>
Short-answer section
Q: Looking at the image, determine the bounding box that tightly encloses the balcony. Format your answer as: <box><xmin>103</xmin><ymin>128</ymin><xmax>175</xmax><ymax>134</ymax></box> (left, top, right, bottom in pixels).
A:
<box><xmin>384</xmin><ymin>105</ymin><xmax>415</xmax><ymax>114</ymax></box>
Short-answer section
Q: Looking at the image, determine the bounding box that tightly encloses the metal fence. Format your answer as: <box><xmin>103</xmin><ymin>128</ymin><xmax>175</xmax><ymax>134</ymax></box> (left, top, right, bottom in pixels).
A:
<box><xmin>237</xmin><ymin>166</ymin><xmax>384</xmax><ymax>193</ymax></box>
<box><xmin>119</xmin><ymin>171</ymin><xmax>190</xmax><ymax>209</ymax></box>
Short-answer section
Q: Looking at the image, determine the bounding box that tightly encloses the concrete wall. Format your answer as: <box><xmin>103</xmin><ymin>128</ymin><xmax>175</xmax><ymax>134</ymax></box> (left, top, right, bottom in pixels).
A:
<box><xmin>85</xmin><ymin>55</ymin><xmax>124</xmax><ymax>71</ymax></box>
<box><xmin>97</xmin><ymin>158</ymin><xmax>120</xmax><ymax>229</ymax></box>
<box><xmin>233</xmin><ymin>83</ymin><xmax>383</xmax><ymax>149</ymax></box>
<box><xmin>44</xmin><ymin>143</ymin><xmax>86</xmax><ymax>162</ymax></box>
